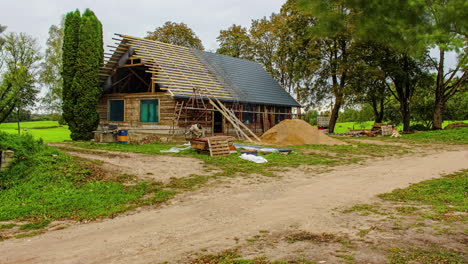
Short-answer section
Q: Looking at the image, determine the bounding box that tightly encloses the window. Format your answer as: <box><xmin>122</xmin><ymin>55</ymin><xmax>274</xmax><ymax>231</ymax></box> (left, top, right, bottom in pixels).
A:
<box><xmin>275</xmin><ymin>107</ymin><xmax>288</xmax><ymax>123</ymax></box>
<box><xmin>242</xmin><ymin>104</ymin><xmax>255</xmax><ymax>124</ymax></box>
<box><xmin>109</xmin><ymin>100</ymin><xmax>124</xmax><ymax>122</ymax></box>
<box><xmin>140</xmin><ymin>99</ymin><xmax>159</xmax><ymax>123</ymax></box>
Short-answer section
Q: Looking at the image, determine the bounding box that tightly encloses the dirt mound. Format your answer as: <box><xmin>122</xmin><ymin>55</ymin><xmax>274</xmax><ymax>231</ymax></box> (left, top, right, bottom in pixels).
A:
<box><xmin>260</xmin><ymin>119</ymin><xmax>346</xmax><ymax>146</ymax></box>
<box><xmin>445</xmin><ymin>122</ymin><xmax>468</xmax><ymax>130</ymax></box>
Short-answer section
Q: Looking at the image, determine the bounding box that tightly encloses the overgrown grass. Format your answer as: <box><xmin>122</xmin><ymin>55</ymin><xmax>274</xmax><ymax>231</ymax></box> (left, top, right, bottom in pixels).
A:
<box><xmin>398</xmin><ymin>127</ymin><xmax>468</xmax><ymax>144</ymax></box>
<box><xmin>189</xmin><ymin>249</ymin><xmax>316</xmax><ymax>264</ymax></box>
<box><xmin>72</xmin><ymin>141</ymin><xmax>412</xmax><ymax>178</ymax></box>
<box><xmin>351</xmin><ymin>127</ymin><xmax>468</xmax><ymax>145</ymax></box>
<box><xmin>0</xmin><ymin>132</ymin><xmax>154</xmax><ymax>225</ymax></box>
<box><xmin>387</xmin><ymin>247</ymin><xmax>464</xmax><ymax>264</ymax></box>
<box><xmin>73</xmin><ymin>141</ymin><xmax>338</xmax><ymax>177</ymax></box>
<box><xmin>295</xmin><ymin>143</ymin><xmax>411</xmax><ymax>157</ymax></box>
<box><xmin>0</xmin><ymin>121</ymin><xmax>71</xmax><ymax>142</ymax></box>
<box><xmin>379</xmin><ymin>170</ymin><xmax>468</xmax><ymax>220</ymax></box>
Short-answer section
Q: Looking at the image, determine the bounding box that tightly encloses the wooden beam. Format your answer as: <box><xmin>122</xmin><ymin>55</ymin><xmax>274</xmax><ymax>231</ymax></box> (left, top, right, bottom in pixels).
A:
<box><xmin>128</xmin><ymin>67</ymin><xmax>149</xmax><ymax>87</ymax></box>
<box><xmin>117</xmin><ymin>62</ymin><xmax>145</xmax><ymax>68</ymax></box>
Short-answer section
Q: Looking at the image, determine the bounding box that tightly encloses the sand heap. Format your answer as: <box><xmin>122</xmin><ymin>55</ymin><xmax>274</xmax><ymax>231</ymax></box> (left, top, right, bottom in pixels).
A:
<box><xmin>260</xmin><ymin>119</ymin><xmax>346</xmax><ymax>146</ymax></box>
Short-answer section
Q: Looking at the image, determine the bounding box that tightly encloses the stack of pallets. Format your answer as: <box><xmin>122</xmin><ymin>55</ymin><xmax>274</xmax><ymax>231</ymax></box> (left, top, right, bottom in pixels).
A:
<box><xmin>207</xmin><ymin>137</ymin><xmax>231</xmax><ymax>157</ymax></box>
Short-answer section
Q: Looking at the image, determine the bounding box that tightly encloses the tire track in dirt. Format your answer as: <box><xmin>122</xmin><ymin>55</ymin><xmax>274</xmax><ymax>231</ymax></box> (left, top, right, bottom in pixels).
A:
<box><xmin>0</xmin><ymin>149</ymin><xmax>467</xmax><ymax>264</ymax></box>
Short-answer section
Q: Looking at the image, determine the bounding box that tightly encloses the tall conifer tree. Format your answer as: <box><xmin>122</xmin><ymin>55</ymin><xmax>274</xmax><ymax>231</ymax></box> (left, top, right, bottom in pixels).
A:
<box><xmin>62</xmin><ymin>9</ymin><xmax>103</xmax><ymax>140</ymax></box>
<box><xmin>62</xmin><ymin>10</ymin><xmax>81</xmax><ymax>132</ymax></box>
<box><xmin>70</xmin><ymin>9</ymin><xmax>103</xmax><ymax>140</ymax></box>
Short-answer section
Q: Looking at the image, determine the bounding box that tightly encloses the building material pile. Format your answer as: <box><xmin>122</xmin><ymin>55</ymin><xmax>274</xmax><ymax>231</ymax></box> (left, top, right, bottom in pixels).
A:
<box><xmin>260</xmin><ymin>119</ymin><xmax>346</xmax><ymax>146</ymax></box>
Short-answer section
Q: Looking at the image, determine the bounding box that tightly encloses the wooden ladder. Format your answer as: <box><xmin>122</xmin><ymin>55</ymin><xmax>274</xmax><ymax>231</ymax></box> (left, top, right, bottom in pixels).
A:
<box><xmin>198</xmin><ymin>87</ymin><xmax>261</xmax><ymax>143</ymax></box>
<box><xmin>170</xmin><ymin>101</ymin><xmax>185</xmax><ymax>137</ymax></box>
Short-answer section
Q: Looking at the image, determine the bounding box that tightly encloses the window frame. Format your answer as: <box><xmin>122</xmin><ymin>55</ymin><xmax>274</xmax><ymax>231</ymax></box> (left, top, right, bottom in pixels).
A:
<box><xmin>108</xmin><ymin>99</ymin><xmax>125</xmax><ymax>122</ymax></box>
<box><xmin>139</xmin><ymin>99</ymin><xmax>160</xmax><ymax>123</ymax></box>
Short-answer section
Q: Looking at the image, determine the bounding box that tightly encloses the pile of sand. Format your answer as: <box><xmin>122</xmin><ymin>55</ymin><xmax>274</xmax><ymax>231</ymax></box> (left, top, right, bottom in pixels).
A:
<box><xmin>260</xmin><ymin>119</ymin><xmax>346</xmax><ymax>146</ymax></box>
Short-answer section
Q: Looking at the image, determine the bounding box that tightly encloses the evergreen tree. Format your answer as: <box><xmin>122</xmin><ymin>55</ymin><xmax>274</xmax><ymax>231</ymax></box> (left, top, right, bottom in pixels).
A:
<box><xmin>62</xmin><ymin>10</ymin><xmax>81</xmax><ymax>129</ymax></box>
<box><xmin>69</xmin><ymin>9</ymin><xmax>103</xmax><ymax>140</ymax></box>
<box><xmin>62</xmin><ymin>9</ymin><xmax>103</xmax><ymax>140</ymax></box>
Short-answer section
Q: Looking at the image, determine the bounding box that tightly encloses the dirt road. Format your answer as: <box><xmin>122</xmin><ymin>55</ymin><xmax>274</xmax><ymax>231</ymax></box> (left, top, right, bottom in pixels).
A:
<box><xmin>49</xmin><ymin>143</ymin><xmax>210</xmax><ymax>182</ymax></box>
<box><xmin>1</xmin><ymin>149</ymin><xmax>467</xmax><ymax>264</ymax></box>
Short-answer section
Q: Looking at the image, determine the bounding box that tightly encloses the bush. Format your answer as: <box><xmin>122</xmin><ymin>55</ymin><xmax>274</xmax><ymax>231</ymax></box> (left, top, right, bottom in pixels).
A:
<box><xmin>0</xmin><ymin>132</ymin><xmax>146</xmax><ymax>221</ymax></box>
<box><xmin>410</xmin><ymin>124</ymin><xmax>430</xmax><ymax>131</ymax></box>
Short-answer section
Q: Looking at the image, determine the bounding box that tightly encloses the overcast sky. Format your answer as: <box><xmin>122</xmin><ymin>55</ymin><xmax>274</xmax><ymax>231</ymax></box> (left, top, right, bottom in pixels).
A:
<box><xmin>1</xmin><ymin>0</ymin><xmax>285</xmax><ymax>52</ymax></box>
<box><xmin>0</xmin><ymin>0</ymin><xmax>459</xmax><ymax>75</ymax></box>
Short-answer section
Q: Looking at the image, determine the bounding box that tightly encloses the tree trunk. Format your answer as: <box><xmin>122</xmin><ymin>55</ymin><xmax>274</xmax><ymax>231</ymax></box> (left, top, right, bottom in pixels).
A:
<box><xmin>371</xmin><ymin>97</ymin><xmax>384</xmax><ymax>123</ymax></box>
<box><xmin>377</xmin><ymin>97</ymin><xmax>385</xmax><ymax>123</ymax></box>
<box><xmin>432</xmin><ymin>101</ymin><xmax>444</xmax><ymax>130</ymax></box>
<box><xmin>432</xmin><ymin>50</ymin><xmax>445</xmax><ymax>130</ymax></box>
<box><xmin>400</xmin><ymin>100</ymin><xmax>411</xmax><ymax>132</ymax></box>
<box><xmin>296</xmin><ymin>85</ymin><xmax>302</xmax><ymax>118</ymax></box>
<box><xmin>328</xmin><ymin>95</ymin><xmax>343</xmax><ymax>133</ymax></box>
<box><xmin>17</xmin><ymin>107</ymin><xmax>21</xmax><ymax>135</ymax></box>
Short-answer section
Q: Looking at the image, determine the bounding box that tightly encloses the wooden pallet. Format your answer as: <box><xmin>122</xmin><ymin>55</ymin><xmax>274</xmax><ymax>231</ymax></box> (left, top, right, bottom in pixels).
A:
<box><xmin>207</xmin><ymin>138</ymin><xmax>230</xmax><ymax>157</ymax></box>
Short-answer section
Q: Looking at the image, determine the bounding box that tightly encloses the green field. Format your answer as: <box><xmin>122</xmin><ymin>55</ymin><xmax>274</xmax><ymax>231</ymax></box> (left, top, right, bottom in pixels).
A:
<box><xmin>332</xmin><ymin>120</ymin><xmax>468</xmax><ymax>133</ymax></box>
<box><xmin>0</xmin><ymin>120</ymin><xmax>466</xmax><ymax>143</ymax></box>
<box><xmin>0</xmin><ymin>121</ymin><xmax>71</xmax><ymax>142</ymax></box>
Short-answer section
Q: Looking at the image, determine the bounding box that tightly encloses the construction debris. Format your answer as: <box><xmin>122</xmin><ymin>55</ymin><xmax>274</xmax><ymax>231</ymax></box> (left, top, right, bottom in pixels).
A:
<box><xmin>239</xmin><ymin>153</ymin><xmax>268</xmax><ymax>163</ymax></box>
<box><xmin>160</xmin><ymin>146</ymin><xmax>191</xmax><ymax>153</ymax></box>
<box><xmin>260</xmin><ymin>119</ymin><xmax>346</xmax><ymax>146</ymax></box>
<box><xmin>233</xmin><ymin>144</ymin><xmax>292</xmax><ymax>154</ymax></box>
<box><xmin>187</xmin><ymin>124</ymin><xmax>205</xmax><ymax>139</ymax></box>
<box><xmin>391</xmin><ymin>129</ymin><xmax>402</xmax><ymax>138</ymax></box>
<box><xmin>208</xmin><ymin>137</ymin><xmax>231</xmax><ymax>157</ymax></box>
<box><xmin>372</xmin><ymin>123</ymin><xmax>394</xmax><ymax>136</ymax></box>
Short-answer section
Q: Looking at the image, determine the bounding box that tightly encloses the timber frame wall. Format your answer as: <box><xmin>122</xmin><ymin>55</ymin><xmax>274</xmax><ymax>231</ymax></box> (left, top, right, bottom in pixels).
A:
<box><xmin>98</xmin><ymin>92</ymin><xmax>294</xmax><ymax>137</ymax></box>
<box><xmin>98</xmin><ymin>34</ymin><xmax>298</xmax><ymax>139</ymax></box>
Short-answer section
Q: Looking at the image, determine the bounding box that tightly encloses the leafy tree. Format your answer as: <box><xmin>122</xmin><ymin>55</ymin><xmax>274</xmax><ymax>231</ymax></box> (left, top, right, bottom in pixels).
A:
<box><xmin>423</xmin><ymin>0</ymin><xmax>467</xmax><ymax>129</ymax></box>
<box><xmin>347</xmin><ymin>42</ymin><xmax>393</xmax><ymax>123</ymax></box>
<box><xmin>302</xmin><ymin>109</ymin><xmax>318</xmax><ymax>125</ymax></box>
<box><xmin>0</xmin><ymin>33</ymin><xmax>41</xmax><ymax>130</ymax></box>
<box><xmin>215</xmin><ymin>2</ymin><xmax>319</xmax><ymax>112</ymax></box>
<box><xmin>216</xmin><ymin>24</ymin><xmax>254</xmax><ymax>59</ymax></box>
<box><xmin>0</xmin><ymin>24</ymin><xmax>6</xmax><ymax>48</ymax></box>
<box><xmin>277</xmin><ymin>1</ymin><xmax>320</xmax><ymax>103</ymax></box>
<box><xmin>332</xmin><ymin>0</ymin><xmax>466</xmax><ymax>131</ymax></box>
<box><xmin>297</xmin><ymin>0</ymin><xmax>356</xmax><ymax>133</ymax></box>
<box><xmin>444</xmin><ymin>89</ymin><xmax>468</xmax><ymax>121</ymax></box>
<box><xmin>40</xmin><ymin>19</ymin><xmax>64</xmax><ymax>115</ymax></box>
<box><xmin>62</xmin><ymin>10</ymin><xmax>81</xmax><ymax>129</ymax></box>
<box><xmin>366</xmin><ymin>46</ymin><xmax>432</xmax><ymax>132</ymax></box>
<box><xmin>145</xmin><ymin>21</ymin><xmax>204</xmax><ymax>50</ymax></box>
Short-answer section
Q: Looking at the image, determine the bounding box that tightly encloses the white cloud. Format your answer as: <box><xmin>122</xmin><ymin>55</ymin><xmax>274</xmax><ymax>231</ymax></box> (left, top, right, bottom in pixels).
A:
<box><xmin>1</xmin><ymin>0</ymin><xmax>285</xmax><ymax>51</ymax></box>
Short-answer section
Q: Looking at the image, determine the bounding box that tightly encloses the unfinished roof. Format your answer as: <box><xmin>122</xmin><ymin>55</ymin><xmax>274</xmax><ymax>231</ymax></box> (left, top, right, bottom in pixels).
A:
<box><xmin>100</xmin><ymin>34</ymin><xmax>300</xmax><ymax>107</ymax></box>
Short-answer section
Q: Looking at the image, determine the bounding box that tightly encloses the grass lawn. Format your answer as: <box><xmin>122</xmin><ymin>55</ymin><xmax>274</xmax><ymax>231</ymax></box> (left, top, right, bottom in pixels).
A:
<box><xmin>331</xmin><ymin>120</ymin><xmax>468</xmax><ymax>133</ymax></box>
<box><xmin>72</xmin><ymin>140</ymin><xmax>412</xmax><ymax>178</ymax></box>
<box><xmin>355</xmin><ymin>127</ymin><xmax>468</xmax><ymax>145</ymax></box>
<box><xmin>0</xmin><ymin>121</ymin><xmax>71</xmax><ymax>142</ymax></box>
<box><xmin>0</xmin><ymin>132</ymin><xmax>175</xmax><ymax>237</ymax></box>
<box><xmin>0</xmin><ymin>120</ymin><xmax>465</xmax><ymax>143</ymax></box>
<box><xmin>379</xmin><ymin>169</ymin><xmax>468</xmax><ymax>220</ymax></box>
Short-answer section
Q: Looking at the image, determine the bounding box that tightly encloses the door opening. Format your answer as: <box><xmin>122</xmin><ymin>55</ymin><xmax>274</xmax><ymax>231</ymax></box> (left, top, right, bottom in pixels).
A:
<box><xmin>213</xmin><ymin>111</ymin><xmax>223</xmax><ymax>133</ymax></box>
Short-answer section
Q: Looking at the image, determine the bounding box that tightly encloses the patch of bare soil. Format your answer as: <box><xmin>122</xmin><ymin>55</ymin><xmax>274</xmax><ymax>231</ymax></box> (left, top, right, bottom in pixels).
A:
<box><xmin>0</xmin><ymin>147</ymin><xmax>466</xmax><ymax>264</ymax></box>
<box><xmin>344</xmin><ymin>138</ymin><xmax>410</xmax><ymax>146</ymax></box>
<box><xmin>192</xmin><ymin>201</ymin><xmax>467</xmax><ymax>263</ymax></box>
<box><xmin>49</xmin><ymin>143</ymin><xmax>210</xmax><ymax>183</ymax></box>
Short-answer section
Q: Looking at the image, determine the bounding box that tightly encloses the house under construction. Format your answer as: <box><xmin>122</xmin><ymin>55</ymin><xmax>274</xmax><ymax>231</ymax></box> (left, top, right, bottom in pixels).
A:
<box><xmin>98</xmin><ymin>34</ymin><xmax>301</xmax><ymax>142</ymax></box>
